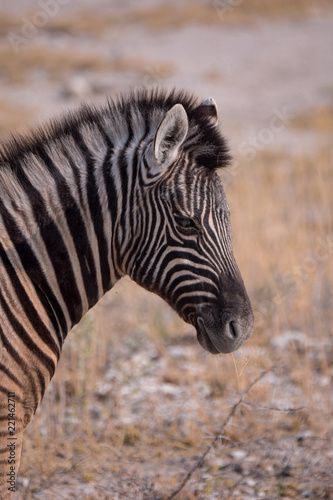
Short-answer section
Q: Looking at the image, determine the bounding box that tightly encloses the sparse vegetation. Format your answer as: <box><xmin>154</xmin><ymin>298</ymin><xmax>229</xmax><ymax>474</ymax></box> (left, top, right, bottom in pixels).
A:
<box><xmin>291</xmin><ymin>105</ymin><xmax>333</xmax><ymax>132</ymax></box>
<box><xmin>1</xmin><ymin>0</ymin><xmax>333</xmax><ymax>41</ymax></box>
<box><xmin>0</xmin><ymin>100</ymin><xmax>36</xmax><ymax>137</ymax></box>
<box><xmin>0</xmin><ymin>46</ymin><xmax>158</xmax><ymax>84</ymax></box>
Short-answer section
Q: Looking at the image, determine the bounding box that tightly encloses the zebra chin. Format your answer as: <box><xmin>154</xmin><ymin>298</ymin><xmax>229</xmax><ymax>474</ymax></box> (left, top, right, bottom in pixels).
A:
<box><xmin>195</xmin><ymin>310</ymin><xmax>254</xmax><ymax>354</ymax></box>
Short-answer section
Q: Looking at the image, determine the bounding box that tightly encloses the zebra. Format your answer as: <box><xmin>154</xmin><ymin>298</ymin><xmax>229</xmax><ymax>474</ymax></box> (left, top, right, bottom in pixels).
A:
<box><xmin>0</xmin><ymin>88</ymin><xmax>254</xmax><ymax>498</ymax></box>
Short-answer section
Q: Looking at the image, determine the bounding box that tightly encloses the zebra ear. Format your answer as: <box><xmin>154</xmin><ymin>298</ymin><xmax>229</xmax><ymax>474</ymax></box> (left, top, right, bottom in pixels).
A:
<box><xmin>154</xmin><ymin>104</ymin><xmax>188</xmax><ymax>168</ymax></box>
<box><xmin>196</xmin><ymin>97</ymin><xmax>218</xmax><ymax>126</ymax></box>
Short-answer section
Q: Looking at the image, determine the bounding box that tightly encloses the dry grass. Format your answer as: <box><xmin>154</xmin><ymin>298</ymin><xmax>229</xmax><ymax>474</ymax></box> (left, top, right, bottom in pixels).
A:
<box><xmin>1</xmin><ymin>0</ymin><xmax>333</xmax><ymax>41</ymax></box>
<box><xmin>0</xmin><ymin>99</ymin><xmax>36</xmax><ymax>137</ymax></box>
<box><xmin>0</xmin><ymin>46</ymin><xmax>108</xmax><ymax>84</ymax></box>
<box><xmin>291</xmin><ymin>105</ymin><xmax>333</xmax><ymax>132</ymax></box>
<box><xmin>128</xmin><ymin>0</ymin><xmax>333</xmax><ymax>29</ymax></box>
<box><xmin>51</xmin><ymin>0</ymin><xmax>333</xmax><ymax>32</ymax></box>
<box><xmin>0</xmin><ymin>45</ymin><xmax>157</xmax><ymax>84</ymax></box>
<box><xmin>0</xmin><ymin>13</ymin><xmax>22</xmax><ymax>35</ymax></box>
<box><xmin>213</xmin><ymin>0</ymin><xmax>333</xmax><ymax>24</ymax></box>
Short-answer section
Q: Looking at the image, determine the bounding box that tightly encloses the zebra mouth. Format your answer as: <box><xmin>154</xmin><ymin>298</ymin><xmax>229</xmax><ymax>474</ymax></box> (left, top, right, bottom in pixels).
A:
<box><xmin>196</xmin><ymin>317</ymin><xmax>220</xmax><ymax>354</ymax></box>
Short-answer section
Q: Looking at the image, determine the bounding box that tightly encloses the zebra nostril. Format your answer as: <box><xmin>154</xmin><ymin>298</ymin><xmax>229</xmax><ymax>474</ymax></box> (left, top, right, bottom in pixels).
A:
<box><xmin>228</xmin><ymin>320</ymin><xmax>241</xmax><ymax>340</ymax></box>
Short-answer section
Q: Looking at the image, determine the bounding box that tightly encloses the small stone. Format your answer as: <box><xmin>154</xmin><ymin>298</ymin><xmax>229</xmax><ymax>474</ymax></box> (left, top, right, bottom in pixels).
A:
<box><xmin>246</xmin><ymin>478</ymin><xmax>257</xmax><ymax>487</ymax></box>
<box><xmin>20</xmin><ymin>477</ymin><xmax>29</xmax><ymax>488</ymax></box>
<box><xmin>89</xmin><ymin>407</ymin><xmax>101</xmax><ymax>420</ymax></box>
<box><xmin>62</xmin><ymin>76</ymin><xmax>92</xmax><ymax>98</ymax></box>
<box><xmin>95</xmin><ymin>381</ymin><xmax>112</xmax><ymax>398</ymax></box>
<box><xmin>104</xmin><ymin>368</ymin><xmax>119</xmax><ymax>382</ymax></box>
<box><xmin>229</xmin><ymin>449</ymin><xmax>247</xmax><ymax>459</ymax></box>
<box><xmin>214</xmin><ymin>458</ymin><xmax>228</xmax><ymax>469</ymax></box>
<box><xmin>296</xmin><ymin>430</ymin><xmax>313</xmax><ymax>443</ymax></box>
<box><xmin>271</xmin><ymin>330</ymin><xmax>308</xmax><ymax>350</ymax></box>
<box><xmin>233</xmin><ymin>463</ymin><xmax>243</xmax><ymax>474</ymax></box>
<box><xmin>276</xmin><ymin>465</ymin><xmax>293</xmax><ymax>478</ymax></box>
<box><xmin>149</xmin><ymin>349</ymin><xmax>160</xmax><ymax>360</ymax></box>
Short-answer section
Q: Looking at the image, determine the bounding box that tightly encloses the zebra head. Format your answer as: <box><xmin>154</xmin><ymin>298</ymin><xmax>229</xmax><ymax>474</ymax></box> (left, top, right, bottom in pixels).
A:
<box><xmin>127</xmin><ymin>95</ymin><xmax>254</xmax><ymax>354</ymax></box>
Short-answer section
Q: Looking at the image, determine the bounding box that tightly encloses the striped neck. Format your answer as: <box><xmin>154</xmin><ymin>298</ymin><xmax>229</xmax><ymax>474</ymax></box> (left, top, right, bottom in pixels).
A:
<box><xmin>0</xmin><ymin>110</ymin><xmax>148</xmax><ymax>345</ymax></box>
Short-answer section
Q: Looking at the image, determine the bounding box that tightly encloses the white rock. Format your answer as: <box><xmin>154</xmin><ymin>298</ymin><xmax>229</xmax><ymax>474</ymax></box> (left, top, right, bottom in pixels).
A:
<box><xmin>229</xmin><ymin>449</ymin><xmax>247</xmax><ymax>459</ymax></box>
<box><xmin>271</xmin><ymin>330</ymin><xmax>308</xmax><ymax>349</ymax></box>
<box><xmin>63</xmin><ymin>76</ymin><xmax>92</xmax><ymax>98</ymax></box>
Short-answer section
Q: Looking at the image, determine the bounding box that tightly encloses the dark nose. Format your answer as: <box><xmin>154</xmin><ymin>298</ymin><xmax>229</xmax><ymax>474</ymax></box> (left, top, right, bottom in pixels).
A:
<box><xmin>193</xmin><ymin>271</ymin><xmax>254</xmax><ymax>354</ymax></box>
<box><xmin>196</xmin><ymin>309</ymin><xmax>254</xmax><ymax>354</ymax></box>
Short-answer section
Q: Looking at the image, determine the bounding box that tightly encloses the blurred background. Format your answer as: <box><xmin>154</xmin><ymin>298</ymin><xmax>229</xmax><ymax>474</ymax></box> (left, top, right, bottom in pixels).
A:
<box><xmin>1</xmin><ymin>0</ymin><xmax>332</xmax><ymax>498</ymax></box>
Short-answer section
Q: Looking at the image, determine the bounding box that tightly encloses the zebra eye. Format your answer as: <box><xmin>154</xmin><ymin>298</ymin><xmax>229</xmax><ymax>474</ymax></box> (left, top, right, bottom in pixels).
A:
<box><xmin>174</xmin><ymin>215</ymin><xmax>199</xmax><ymax>234</ymax></box>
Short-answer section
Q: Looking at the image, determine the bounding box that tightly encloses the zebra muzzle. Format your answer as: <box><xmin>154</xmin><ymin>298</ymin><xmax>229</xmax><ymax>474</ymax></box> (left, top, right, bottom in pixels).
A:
<box><xmin>196</xmin><ymin>310</ymin><xmax>253</xmax><ymax>354</ymax></box>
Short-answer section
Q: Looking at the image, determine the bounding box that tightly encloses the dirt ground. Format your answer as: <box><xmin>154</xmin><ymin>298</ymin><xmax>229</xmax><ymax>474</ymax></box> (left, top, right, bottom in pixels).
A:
<box><xmin>0</xmin><ymin>1</ymin><xmax>333</xmax><ymax>499</ymax></box>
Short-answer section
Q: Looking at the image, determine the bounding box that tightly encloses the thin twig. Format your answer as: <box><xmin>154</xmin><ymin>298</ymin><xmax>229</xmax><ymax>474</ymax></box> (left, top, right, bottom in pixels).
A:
<box><xmin>162</xmin><ymin>366</ymin><xmax>275</xmax><ymax>500</ymax></box>
<box><xmin>242</xmin><ymin>401</ymin><xmax>307</xmax><ymax>413</ymax></box>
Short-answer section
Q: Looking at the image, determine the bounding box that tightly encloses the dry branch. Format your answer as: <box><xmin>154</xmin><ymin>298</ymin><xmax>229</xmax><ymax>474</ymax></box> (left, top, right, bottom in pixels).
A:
<box><xmin>162</xmin><ymin>366</ymin><xmax>275</xmax><ymax>500</ymax></box>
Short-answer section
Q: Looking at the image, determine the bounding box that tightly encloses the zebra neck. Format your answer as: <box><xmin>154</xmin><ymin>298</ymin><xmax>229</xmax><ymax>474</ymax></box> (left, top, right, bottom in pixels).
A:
<box><xmin>0</xmin><ymin>115</ymin><xmax>149</xmax><ymax>345</ymax></box>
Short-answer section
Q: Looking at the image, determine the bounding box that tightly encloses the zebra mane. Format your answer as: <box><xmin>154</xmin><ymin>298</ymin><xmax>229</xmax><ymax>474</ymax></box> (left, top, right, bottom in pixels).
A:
<box><xmin>0</xmin><ymin>88</ymin><xmax>230</xmax><ymax>171</ymax></box>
